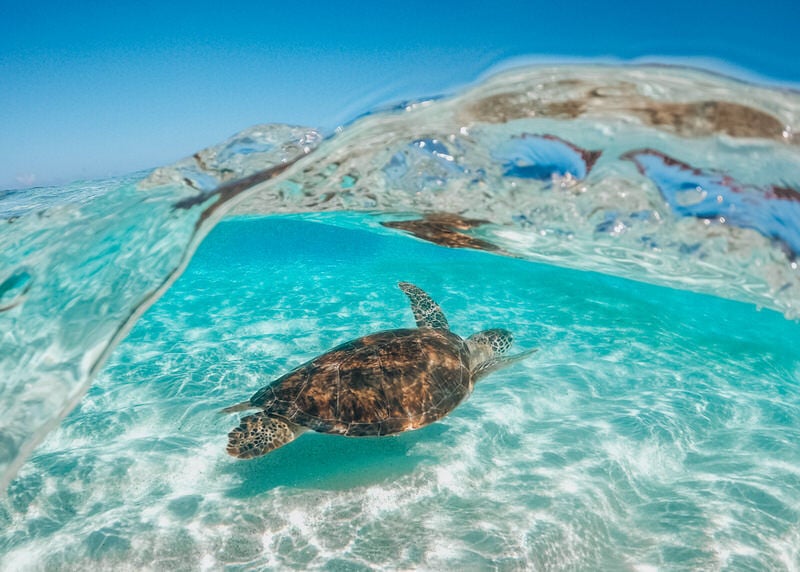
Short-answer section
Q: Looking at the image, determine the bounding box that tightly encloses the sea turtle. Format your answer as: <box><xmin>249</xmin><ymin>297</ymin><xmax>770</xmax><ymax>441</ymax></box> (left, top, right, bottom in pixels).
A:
<box><xmin>221</xmin><ymin>282</ymin><xmax>537</xmax><ymax>458</ymax></box>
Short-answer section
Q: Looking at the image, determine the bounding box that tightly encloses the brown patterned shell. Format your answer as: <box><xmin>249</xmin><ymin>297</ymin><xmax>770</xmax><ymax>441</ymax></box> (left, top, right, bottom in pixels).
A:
<box><xmin>248</xmin><ymin>328</ymin><xmax>471</xmax><ymax>436</ymax></box>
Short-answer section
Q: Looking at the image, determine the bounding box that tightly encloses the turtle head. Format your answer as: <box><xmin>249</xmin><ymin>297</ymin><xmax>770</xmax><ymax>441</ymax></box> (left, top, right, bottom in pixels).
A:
<box><xmin>467</xmin><ymin>328</ymin><xmax>538</xmax><ymax>381</ymax></box>
<box><xmin>465</xmin><ymin>328</ymin><xmax>513</xmax><ymax>371</ymax></box>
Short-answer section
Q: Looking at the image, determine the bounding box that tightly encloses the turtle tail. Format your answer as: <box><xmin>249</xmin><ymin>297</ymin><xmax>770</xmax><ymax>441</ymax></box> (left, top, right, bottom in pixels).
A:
<box><xmin>226</xmin><ymin>412</ymin><xmax>305</xmax><ymax>459</ymax></box>
<box><xmin>219</xmin><ymin>401</ymin><xmax>253</xmax><ymax>414</ymax></box>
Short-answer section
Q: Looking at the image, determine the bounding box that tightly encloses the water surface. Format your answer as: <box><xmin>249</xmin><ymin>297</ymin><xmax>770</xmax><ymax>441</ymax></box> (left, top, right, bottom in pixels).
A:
<box><xmin>1</xmin><ymin>64</ymin><xmax>800</xmax><ymax>570</ymax></box>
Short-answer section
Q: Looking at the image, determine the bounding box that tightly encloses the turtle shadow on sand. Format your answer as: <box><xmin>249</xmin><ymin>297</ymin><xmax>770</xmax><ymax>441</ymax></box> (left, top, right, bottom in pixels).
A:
<box><xmin>220</xmin><ymin>423</ymin><xmax>448</xmax><ymax>496</ymax></box>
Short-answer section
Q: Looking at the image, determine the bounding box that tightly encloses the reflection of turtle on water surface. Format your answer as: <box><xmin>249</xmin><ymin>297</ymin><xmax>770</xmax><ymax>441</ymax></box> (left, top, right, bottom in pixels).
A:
<box><xmin>221</xmin><ymin>282</ymin><xmax>537</xmax><ymax>458</ymax></box>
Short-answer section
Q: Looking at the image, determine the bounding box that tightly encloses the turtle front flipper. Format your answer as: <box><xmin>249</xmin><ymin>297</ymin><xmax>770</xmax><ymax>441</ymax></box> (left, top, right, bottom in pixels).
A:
<box><xmin>473</xmin><ymin>347</ymin><xmax>539</xmax><ymax>381</ymax></box>
<box><xmin>398</xmin><ymin>282</ymin><xmax>450</xmax><ymax>330</ymax></box>
<box><xmin>226</xmin><ymin>412</ymin><xmax>306</xmax><ymax>458</ymax></box>
<box><xmin>219</xmin><ymin>400</ymin><xmax>253</xmax><ymax>414</ymax></box>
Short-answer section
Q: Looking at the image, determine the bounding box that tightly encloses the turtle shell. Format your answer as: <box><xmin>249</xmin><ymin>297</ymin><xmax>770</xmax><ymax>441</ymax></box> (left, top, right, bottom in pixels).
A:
<box><xmin>249</xmin><ymin>328</ymin><xmax>471</xmax><ymax>436</ymax></box>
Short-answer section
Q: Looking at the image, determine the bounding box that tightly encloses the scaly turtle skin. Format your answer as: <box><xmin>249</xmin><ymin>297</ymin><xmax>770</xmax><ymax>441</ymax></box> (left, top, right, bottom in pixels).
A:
<box><xmin>222</xmin><ymin>282</ymin><xmax>536</xmax><ymax>458</ymax></box>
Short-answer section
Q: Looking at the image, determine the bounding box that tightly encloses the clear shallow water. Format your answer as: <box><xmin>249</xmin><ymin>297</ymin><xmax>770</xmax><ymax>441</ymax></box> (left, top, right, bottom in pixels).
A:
<box><xmin>2</xmin><ymin>64</ymin><xmax>800</xmax><ymax>569</ymax></box>
<box><xmin>2</xmin><ymin>216</ymin><xmax>800</xmax><ymax>570</ymax></box>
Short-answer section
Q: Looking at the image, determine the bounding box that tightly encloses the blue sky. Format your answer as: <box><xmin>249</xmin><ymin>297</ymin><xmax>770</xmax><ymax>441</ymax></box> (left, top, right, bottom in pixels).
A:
<box><xmin>2</xmin><ymin>0</ymin><xmax>799</xmax><ymax>190</ymax></box>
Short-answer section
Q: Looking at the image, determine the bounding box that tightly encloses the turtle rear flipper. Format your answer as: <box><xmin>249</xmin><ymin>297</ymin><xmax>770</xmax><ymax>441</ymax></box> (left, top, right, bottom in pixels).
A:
<box><xmin>227</xmin><ymin>413</ymin><xmax>306</xmax><ymax>458</ymax></box>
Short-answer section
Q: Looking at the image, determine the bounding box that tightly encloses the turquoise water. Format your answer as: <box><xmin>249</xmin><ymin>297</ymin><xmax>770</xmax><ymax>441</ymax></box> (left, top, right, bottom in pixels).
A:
<box><xmin>2</xmin><ymin>64</ymin><xmax>800</xmax><ymax>570</ymax></box>
<box><xmin>3</xmin><ymin>215</ymin><xmax>799</xmax><ymax>570</ymax></box>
